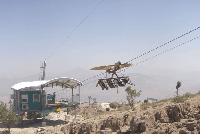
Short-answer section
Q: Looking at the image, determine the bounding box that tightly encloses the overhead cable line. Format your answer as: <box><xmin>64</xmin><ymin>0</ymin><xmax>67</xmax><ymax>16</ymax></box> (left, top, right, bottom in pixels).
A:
<box><xmin>82</xmin><ymin>36</ymin><xmax>200</xmax><ymax>86</ymax></box>
<box><xmin>81</xmin><ymin>27</ymin><xmax>200</xmax><ymax>83</ymax></box>
<box><xmin>126</xmin><ymin>27</ymin><xmax>200</xmax><ymax>63</ymax></box>
<box><xmin>121</xmin><ymin>36</ymin><xmax>200</xmax><ymax>71</ymax></box>
<box><xmin>45</xmin><ymin>0</ymin><xmax>104</xmax><ymax>61</ymax></box>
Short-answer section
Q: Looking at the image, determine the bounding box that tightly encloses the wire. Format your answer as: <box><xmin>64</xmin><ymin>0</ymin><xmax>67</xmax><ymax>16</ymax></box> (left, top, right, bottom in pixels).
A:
<box><xmin>45</xmin><ymin>0</ymin><xmax>104</xmax><ymax>61</ymax></box>
<box><xmin>123</xmin><ymin>36</ymin><xmax>200</xmax><ymax>70</ymax></box>
<box><xmin>82</xmin><ymin>36</ymin><xmax>199</xmax><ymax>86</ymax></box>
<box><xmin>81</xmin><ymin>27</ymin><xmax>200</xmax><ymax>83</ymax></box>
<box><xmin>126</xmin><ymin>27</ymin><xmax>200</xmax><ymax>63</ymax></box>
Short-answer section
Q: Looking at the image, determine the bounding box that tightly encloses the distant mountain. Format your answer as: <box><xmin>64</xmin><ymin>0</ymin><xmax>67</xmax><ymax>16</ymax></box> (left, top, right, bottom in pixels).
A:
<box><xmin>0</xmin><ymin>67</ymin><xmax>200</xmax><ymax>104</ymax></box>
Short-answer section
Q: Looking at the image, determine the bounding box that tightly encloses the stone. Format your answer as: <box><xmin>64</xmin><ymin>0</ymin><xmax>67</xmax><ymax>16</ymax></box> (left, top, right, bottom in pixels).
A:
<box><xmin>188</xmin><ymin>118</ymin><xmax>195</xmax><ymax>122</ymax></box>
<box><xmin>158</xmin><ymin>130</ymin><xmax>165</xmax><ymax>134</ymax></box>
<box><xmin>186</xmin><ymin>122</ymin><xmax>195</xmax><ymax>131</ymax></box>
<box><xmin>180</xmin><ymin>119</ymin><xmax>188</xmax><ymax>126</ymax></box>
<box><xmin>151</xmin><ymin>129</ymin><xmax>158</xmax><ymax>134</ymax></box>
<box><xmin>37</xmin><ymin>127</ymin><xmax>45</xmax><ymax>132</ymax></box>
<box><xmin>100</xmin><ymin>129</ymin><xmax>112</xmax><ymax>134</ymax></box>
<box><xmin>174</xmin><ymin>122</ymin><xmax>182</xmax><ymax>128</ymax></box>
<box><xmin>130</xmin><ymin>116</ymin><xmax>141</xmax><ymax>132</ymax></box>
<box><xmin>184</xmin><ymin>115</ymin><xmax>188</xmax><ymax>119</ymax></box>
<box><xmin>196</xmin><ymin>124</ymin><xmax>200</xmax><ymax>131</ymax></box>
<box><xmin>179</xmin><ymin>129</ymin><xmax>187</xmax><ymax>134</ymax></box>
<box><xmin>197</xmin><ymin>114</ymin><xmax>200</xmax><ymax>120</ymax></box>
<box><xmin>139</xmin><ymin>121</ymin><xmax>146</xmax><ymax>132</ymax></box>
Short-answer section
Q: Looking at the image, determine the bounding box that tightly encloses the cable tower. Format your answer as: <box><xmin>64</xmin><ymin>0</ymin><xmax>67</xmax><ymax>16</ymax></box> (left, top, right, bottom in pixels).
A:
<box><xmin>39</xmin><ymin>61</ymin><xmax>46</xmax><ymax>80</ymax></box>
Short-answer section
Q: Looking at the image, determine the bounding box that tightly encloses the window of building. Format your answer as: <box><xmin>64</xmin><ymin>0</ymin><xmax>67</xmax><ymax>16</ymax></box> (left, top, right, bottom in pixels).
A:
<box><xmin>22</xmin><ymin>104</ymin><xmax>29</xmax><ymax>110</ymax></box>
<box><xmin>33</xmin><ymin>94</ymin><xmax>40</xmax><ymax>102</ymax></box>
<box><xmin>21</xmin><ymin>94</ymin><xmax>28</xmax><ymax>103</ymax></box>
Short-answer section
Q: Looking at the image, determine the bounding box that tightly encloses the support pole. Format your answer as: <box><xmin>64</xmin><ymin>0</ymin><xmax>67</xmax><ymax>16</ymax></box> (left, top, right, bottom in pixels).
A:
<box><xmin>67</xmin><ymin>108</ymin><xmax>69</xmax><ymax>115</ymax></box>
<box><xmin>88</xmin><ymin>96</ymin><xmax>91</xmax><ymax>105</ymax></box>
<box><xmin>79</xmin><ymin>85</ymin><xmax>80</xmax><ymax>105</ymax></box>
<box><xmin>41</xmin><ymin>85</ymin><xmax>46</xmax><ymax>126</ymax></box>
<box><xmin>75</xmin><ymin>107</ymin><xmax>76</xmax><ymax>119</ymax></box>
<box><xmin>41</xmin><ymin>86</ymin><xmax>44</xmax><ymax>121</ymax></box>
<box><xmin>66</xmin><ymin>88</ymin><xmax>67</xmax><ymax>102</ymax></box>
<box><xmin>43</xmin><ymin>109</ymin><xmax>45</xmax><ymax>121</ymax></box>
<box><xmin>72</xmin><ymin>88</ymin><xmax>73</xmax><ymax>103</ymax></box>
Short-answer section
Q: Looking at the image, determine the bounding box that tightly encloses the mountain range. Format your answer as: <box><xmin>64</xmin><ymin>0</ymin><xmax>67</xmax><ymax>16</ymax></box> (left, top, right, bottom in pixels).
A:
<box><xmin>0</xmin><ymin>67</ymin><xmax>200</xmax><ymax>104</ymax></box>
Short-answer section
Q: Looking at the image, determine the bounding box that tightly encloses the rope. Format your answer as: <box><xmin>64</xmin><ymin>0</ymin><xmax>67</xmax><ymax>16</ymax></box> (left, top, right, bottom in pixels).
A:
<box><xmin>81</xmin><ymin>27</ymin><xmax>200</xmax><ymax>84</ymax></box>
<box><xmin>45</xmin><ymin>0</ymin><xmax>104</xmax><ymax>61</ymax></box>
<box><xmin>82</xmin><ymin>36</ymin><xmax>199</xmax><ymax>86</ymax></box>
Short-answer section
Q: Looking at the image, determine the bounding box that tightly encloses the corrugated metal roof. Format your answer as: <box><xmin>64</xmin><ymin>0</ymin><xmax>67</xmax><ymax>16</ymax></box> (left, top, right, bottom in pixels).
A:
<box><xmin>11</xmin><ymin>77</ymin><xmax>82</xmax><ymax>90</ymax></box>
<box><xmin>46</xmin><ymin>77</ymin><xmax>82</xmax><ymax>89</ymax></box>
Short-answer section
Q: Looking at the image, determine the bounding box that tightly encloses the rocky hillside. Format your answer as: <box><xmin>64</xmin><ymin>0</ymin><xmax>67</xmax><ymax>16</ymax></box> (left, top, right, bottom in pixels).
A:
<box><xmin>0</xmin><ymin>92</ymin><xmax>199</xmax><ymax>134</ymax></box>
<box><xmin>60</xmin><ymin>92</ymin><xmax>200</xmax><ymax>134</ymax></box>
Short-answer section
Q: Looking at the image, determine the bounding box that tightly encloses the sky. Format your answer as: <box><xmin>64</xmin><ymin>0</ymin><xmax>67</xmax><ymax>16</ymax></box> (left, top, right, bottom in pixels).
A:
<box><xmin>1</xmin><ymin>0</ymin><xmax>200</xmax><ymax>78</ymax></box>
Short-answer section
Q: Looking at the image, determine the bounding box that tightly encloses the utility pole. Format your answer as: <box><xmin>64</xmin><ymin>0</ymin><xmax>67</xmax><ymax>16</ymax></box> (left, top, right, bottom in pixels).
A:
<box><xmin>88</xmin><ymin>96</ymin><xmax>91</xmax><ymax>105</ymax></box>
<box><xmin>39</xmin><ymin>61</ymin><xmax>46</xmax><ymax>80</ymax></box>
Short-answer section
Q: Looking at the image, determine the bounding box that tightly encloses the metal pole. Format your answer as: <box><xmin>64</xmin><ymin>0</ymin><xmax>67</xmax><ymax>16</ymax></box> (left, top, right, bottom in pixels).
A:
<box><xmin>75</xmin><ymin>107</ymin><xmax>76</xmax><ymax>119</ymax></box>
<box><xmin>72</xmin><ymin>88</ymin><xmax>73</xmax><ymax>104</ymax></box>
<box><xmin>79</xmin><ymin>85</ymin><xmax>80</xmax><ymax>105</ymax></box>
<box><xmin>66</xmin><ymin>88</ymin><xmax>67</xmax><ymax>102</ymax></box>
<box><xmin>41</xmin><ymin>86</ymin><xmax>45</xmax><ymax>122</ymax></box>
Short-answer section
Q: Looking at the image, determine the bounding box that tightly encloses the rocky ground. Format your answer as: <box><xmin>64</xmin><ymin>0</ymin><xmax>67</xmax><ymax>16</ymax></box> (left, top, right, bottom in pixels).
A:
<box><xmin>0</xmin><ymin>93</ymin><xmax>200</xmax><ymax>134</ymax></box>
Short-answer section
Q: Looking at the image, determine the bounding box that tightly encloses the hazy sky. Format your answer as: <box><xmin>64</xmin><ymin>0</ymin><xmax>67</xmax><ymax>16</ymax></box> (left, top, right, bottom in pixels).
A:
<box><xmin>1</xmin><ymin>0</ymin><xmax>200</xmax><ymax>78</ymax></box>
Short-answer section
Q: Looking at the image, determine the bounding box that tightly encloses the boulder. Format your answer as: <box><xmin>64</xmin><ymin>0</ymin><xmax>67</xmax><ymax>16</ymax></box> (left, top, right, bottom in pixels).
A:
<box><xmin>186</xmin><ymin>122</ymin><xmax>195</xmax><ymax>131</ymax></box>
<box><xmin>196</xmin><ymin>124</ymin><xmax>200</xmax><ymax>131</ymax></box>
<box><xmin>179</xmin><ymin>129</ymin><xmax>187</xmax><ymax>134</ymax></box>
<box><xmin>174</xmin><ymin>122</ymin><xmax>183</xmax><ymax>128</ymax></box>
<box><xmin>139</xmin><ymin>121</ymin><xmax>146</xmax><ymax>132</ymax></box>
<box><xmin>151</xmin><ymin>129</ymin><xmax>158</xmax><ymax>134</ymax></box>
<box><xmin>197</xmin><ymin>114</ymin><xmax>200</xmax><ymax>120</ymax></box>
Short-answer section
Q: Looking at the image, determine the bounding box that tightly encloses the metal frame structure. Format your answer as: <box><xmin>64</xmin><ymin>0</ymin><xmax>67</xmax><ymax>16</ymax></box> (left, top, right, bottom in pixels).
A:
<box><xmin>11</xmin><ymin>77</ymin><xmax>82</xmax><ymax>124</ymax></box>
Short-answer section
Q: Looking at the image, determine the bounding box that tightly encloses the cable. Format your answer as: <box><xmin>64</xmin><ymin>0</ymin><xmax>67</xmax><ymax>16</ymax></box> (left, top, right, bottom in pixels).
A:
<box><xmin>82</xmin><ymin>36</ymin><xmax>199</xmax><ymax>86</ymax></box>
<box><xmin>126</xmin><ymin>27</ymin><xmax>200</xmax><ymax>63</ymax></box>
<box><xmin>123</xmin><ymin>36</ymin><xmax>200</xmax><ymax>70</ymax></box>
<box><xmin>45</xmin><ymin>0</ymin><xmax>104</xmax><ymax>61</ymax></box>
<box><xmin>81</xmin><ymin>27</ymin><xmax>200</xmax><ymax>83</ymax></box>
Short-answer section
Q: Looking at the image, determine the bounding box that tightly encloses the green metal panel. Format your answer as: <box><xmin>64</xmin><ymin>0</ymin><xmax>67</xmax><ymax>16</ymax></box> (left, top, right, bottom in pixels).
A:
<box><xmin>39</xmin><ymin>109</ymin><xmax>55</xmax><ymax>114</ymax></box>
<box><xmin>20</xmin><ymin>91</ymin><xmax>41</xmax><ymax>111</ymax></box>
<box><xmin>47</xmin><ymin>94</ymin><xmax>53</xmax><ymax>99</ymax></box>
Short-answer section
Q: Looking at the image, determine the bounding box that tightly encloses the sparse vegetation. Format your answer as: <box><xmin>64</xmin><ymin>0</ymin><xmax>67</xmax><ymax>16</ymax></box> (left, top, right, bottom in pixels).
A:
<box><xmin>173</xmin><ymin>95</ymin><xmax>185</xmax><ymax>103</ymax></box>
<box><xmin>173</xmin><ymin>92</ymin><xmax>191</xmax><ymax>103</ymax></box>
<box><xmin>144</xmin><ymin>99</ymin><xmax>148</xmax><ymax>103</ymax></box>
<box><xmin>124</xmin><ymin>106</ymin><xmax>131</xmax><ymax>111</ymax></box>
<box><xmin>183</xmin><ymin>92</ymin><xmax>191</xmax><ymax>99</ymax></box>
<box><xmin>109</xmin><ymin>103</ymin><xmax>117</xmax><ymax>109</ymax></box>
<box><xmin>176</xmin><ymin>81</ymin><xmax>181</xmax><ymax>96</ymax></box>
<box><xmin>140</xmin><ymin>102</ymin><xmax>152</xmax><ymax>110</ymax></box>
<box><xmin>125</xmin><ymin>86</ymin><xmax>142</xmax><ymax>108</ymax></box>
<box><xmin>158</xmin><ymin>98</ymin><xmax>173</xmax><ymax>103</ymax></box>
<box><xmin>140</xmin><ymin>102</ymin><xmax>158</xmax><ymax>110</ymax></box>
<box><xmin>0</xmin><ymin>100</ymin><xmax>18</xmax><ymax>133</ymax></box>
<box><xmin>117</xmin><ymin>108</ymin><xmax>123</xmax><ymax>111</ymax></box>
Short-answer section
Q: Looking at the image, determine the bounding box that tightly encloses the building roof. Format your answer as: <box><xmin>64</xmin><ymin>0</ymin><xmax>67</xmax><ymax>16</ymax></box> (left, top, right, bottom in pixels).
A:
<box><xmin>47</xmin><ymin>77</ymin><xmax>82</xmax><ymax>89</ymax></box>
<box><xmin>11</xmin><ymin>77</ymin><xmax>82</xmax><ymax>90</ymax></box>
<box><xmin>11</xmin><ymin>80</ymin><xmax>49</xmax><ymax>90</ymax></box>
